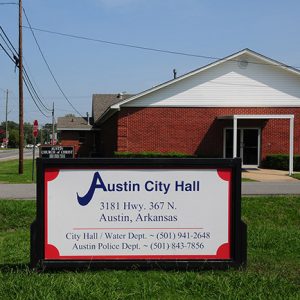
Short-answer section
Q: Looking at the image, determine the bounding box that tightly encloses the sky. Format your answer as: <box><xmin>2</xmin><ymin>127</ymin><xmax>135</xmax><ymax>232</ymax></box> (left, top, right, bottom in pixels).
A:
<box><xmin>0</xmin><ymin>0</ymin><xmax>300</xmax><ymax>125</ymax></box>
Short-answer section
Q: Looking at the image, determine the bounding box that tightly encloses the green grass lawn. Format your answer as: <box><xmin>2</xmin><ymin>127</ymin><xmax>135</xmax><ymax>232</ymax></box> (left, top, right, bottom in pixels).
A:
<box><xmin>0</xmin><ymin>160</ymin><xmax>35</xmax><ymax>183</ymax></box>
<box><xmin>241</xmin><ymin>177</ymin><xmax>257</xmax><ymax>182</ymax></box>
<box><xmin>292</xmin><ymin>173</ymin><xmax>300</xmax><ymax>180</ymax></box>
<box><xmin>0</xmin><ymin>197</ymin><xmax>299</xmax><ymax>299</ymax></box>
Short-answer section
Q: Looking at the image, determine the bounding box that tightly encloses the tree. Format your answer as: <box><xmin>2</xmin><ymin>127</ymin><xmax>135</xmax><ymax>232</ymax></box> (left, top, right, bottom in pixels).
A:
<box><xmin>8</xmin><ymin>129</ymin><xmax>19</xmax><ymax>148</ymax></box>
<box><xmin>24</xmin><ymin>122</ymin><xmax>34</xmax><ymax>145</ymax></box>
<box><xmin>0</xmin><ymin>121</ymin><xmax>18</xmax><ymax>130</ymax></box>
<box><xmin>41</xmin><ymin>123</ymin><xmax>57</xmax><ymax>144</ymax></box>
<box><xmin>0</xmin><ymin>121</ymin><xmax>19</xmax><ymax>147</ymax></box>
<box><xmin>64</xmin><ymin>114</ymin><xmax>76</xmax><ymax>118</ymax></box>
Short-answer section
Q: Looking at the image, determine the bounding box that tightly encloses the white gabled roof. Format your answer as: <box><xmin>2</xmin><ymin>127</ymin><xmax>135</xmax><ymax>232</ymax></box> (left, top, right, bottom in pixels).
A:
<box><xmin>111</xmin><ymin>48</ymin><xmax>300</xmax><ymax>110</ymax></box>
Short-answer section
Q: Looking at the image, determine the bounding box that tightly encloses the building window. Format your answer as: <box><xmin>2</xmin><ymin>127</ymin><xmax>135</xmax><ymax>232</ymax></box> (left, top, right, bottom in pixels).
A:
<box><xmin>79</xmin><ymin>132</ymin><xmax>86</xmax><ymax>144</ymax></box>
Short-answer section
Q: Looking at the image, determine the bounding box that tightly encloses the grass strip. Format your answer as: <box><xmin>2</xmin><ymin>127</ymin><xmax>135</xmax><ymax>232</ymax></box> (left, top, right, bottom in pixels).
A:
<box><xmin>0</xmin><ymin>160</ymin><xmax>35</xmax><ymax>183</ymax></box>
<box><xmin>0</xmin><ymin>197</ymin><xmax>299</xmax><ymax>299</ymax></box>
<box><xmin>291</xmin><ymin>173</ymin><xmax>300</xmax><ymax>180</ymax></box>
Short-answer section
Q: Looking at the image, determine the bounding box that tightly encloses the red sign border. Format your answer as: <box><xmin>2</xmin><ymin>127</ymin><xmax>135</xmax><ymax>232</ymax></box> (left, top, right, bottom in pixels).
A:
<box><xmin>30</xmin><ymin>158</ymin><xmax>247</xmax><ymax>270</ymax></box>
<box><xmin>43</xmin><ymin>167</ymin><xmax>232</xmax><ymax>261</ymax></box>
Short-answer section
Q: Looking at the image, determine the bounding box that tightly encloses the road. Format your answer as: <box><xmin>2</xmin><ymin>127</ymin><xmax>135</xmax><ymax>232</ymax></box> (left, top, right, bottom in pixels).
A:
<box><xmin>0</xmin><ymin>149</ymin><xmax>39</xmax><ymax>161</ymax></box>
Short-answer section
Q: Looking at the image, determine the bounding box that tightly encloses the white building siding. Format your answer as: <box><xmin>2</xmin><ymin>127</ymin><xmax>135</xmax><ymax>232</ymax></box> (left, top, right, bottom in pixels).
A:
<box><xmin>124</xmin><ymin>54</ymin><xmax>300</xmax><ymax>107</ymax></box>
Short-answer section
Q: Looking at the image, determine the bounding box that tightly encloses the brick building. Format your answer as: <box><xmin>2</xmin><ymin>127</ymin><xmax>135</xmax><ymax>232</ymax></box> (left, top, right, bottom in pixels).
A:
<box><xmin>58</xmin><ymin>49</ymin><xmax>300</xmax><ymax>168</ymax></box>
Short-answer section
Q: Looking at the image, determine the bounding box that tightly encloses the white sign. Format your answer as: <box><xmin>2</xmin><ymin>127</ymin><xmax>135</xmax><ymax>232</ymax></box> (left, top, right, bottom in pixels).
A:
<box><xmin>44</xmin><ymin>168</ymin><xmax>231</xmax><ymax>260</ymax></box>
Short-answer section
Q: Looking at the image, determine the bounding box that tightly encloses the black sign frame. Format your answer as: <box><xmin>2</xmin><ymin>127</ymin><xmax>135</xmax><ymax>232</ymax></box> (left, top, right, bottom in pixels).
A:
<box><xmin>31</xmin><ymin>158</ymin><xmax>247</xmax><ymax>270</ymax></box>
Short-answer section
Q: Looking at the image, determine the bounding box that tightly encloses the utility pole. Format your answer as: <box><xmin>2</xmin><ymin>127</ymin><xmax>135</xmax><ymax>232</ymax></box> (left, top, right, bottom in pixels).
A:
<box><xmin>52</xmin><ymin>102</ymin><xmax>55</xmax><ymax>145</ymax></box>
<box><xmin>18</xmin><ymin>0</ymin><xmax>24</xmax><ymax>174</ymax></box>
<box><xmin>5</xmin><ymin>89</ymin><xmax>8</xmax><ymax>148</ymax></box>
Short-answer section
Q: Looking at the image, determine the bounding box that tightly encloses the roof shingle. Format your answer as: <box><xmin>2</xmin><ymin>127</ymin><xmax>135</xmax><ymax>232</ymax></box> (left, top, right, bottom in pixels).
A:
<box><xmin>92</xmin><ymin>94</ymin><xmax>134</xmax><ymax>123</ymax></box>
<box><xmin>57</xmin><ymin>116</ymin><xmax>93</xmax><ymax>130</ymax></box>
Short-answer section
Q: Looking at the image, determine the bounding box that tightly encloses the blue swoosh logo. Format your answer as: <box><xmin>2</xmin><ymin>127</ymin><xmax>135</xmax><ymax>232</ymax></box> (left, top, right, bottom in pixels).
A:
<box><xmin>77</xmin><ymin>172</ymin><xmax>107</xmax><ymax>206</ymax></box>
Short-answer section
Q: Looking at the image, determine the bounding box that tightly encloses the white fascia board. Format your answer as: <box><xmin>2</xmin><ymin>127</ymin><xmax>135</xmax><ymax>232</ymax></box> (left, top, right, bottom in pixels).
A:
<box><xmin>96</xmin><ymin>107</ymin><xmax>120</xmax><ymax>125</ymax></box>
<box><xmin>126</xmin><ymin>104</ymin><xmax>300</xmax><ymax>108</ymax></box>
<box><xmin>233</xmin><ymin>114</ymin><xmax>294</xmax><ymax>120</ymax></box>
<box><xmin>110</xmin><ymin>49</ymin><xmax>300</xmax><ymax>109</ymax></box>
<box><xmin>243</xmin><ymin>50</ymin><xmax>300</xmax><ymax>77</ymax></box>
<box><xmin>110</xmin><ymin>51</ymin><xmax>248</xmax><ymax>109</ymax></box>
<box><xmin>218</xmin><ymin>114</ymin><xmax>294</xmax><ymax>120</ymax></box>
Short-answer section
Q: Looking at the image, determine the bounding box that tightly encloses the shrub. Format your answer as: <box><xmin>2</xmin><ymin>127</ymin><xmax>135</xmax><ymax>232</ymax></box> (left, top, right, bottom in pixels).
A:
<box><xmin>114</xmin><ymin>151</ymin><xmax>195</xmax><ymax>158</ymax></box>
<box><xmin>261</xmin><ymin>154</ymin><xmax>300</xmax><ymax>171</ymax></box>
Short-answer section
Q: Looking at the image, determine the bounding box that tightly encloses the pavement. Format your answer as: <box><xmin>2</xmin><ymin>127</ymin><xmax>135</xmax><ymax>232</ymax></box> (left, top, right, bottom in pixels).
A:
<box><xmin>1</xmin><ymin>168</ymin><xmax>300</xmax><ymax>199</ymax></box>
<box><xmin>242</xmin><ymin>168</ymin><xmax>299</xmax><ymax>182</ymax></box>
<box><xmin>242</xmin><ymin>182</ymin><xmax>300</xmax><ymax>195</ymax></box>
<box><xmin>0</xmin><ymin>183</ymin><xmax>36</xmax><ymax>199</ymax></box>
<box><xmin>0</xmin><ymin>149</ymin><xmax>38</xmax><ymax>161</ymax></box>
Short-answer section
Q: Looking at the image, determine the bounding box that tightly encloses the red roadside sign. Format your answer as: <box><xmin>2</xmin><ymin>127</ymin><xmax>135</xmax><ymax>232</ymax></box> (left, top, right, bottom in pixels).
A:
<box><xmin>33</xmin><ymin>120</ymin><xmax>38</xmax><ymax>138</ymax></box>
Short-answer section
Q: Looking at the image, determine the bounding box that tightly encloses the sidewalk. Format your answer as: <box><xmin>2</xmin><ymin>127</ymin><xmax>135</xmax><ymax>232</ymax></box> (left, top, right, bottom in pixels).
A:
<box><xmin>242</xmin><ymin>168</ymin><xmax>299</xmax><ymax>182</ymax></box>
<box><xmin>1</xmin><ymin>181</ymin><xmax>300</xmax><ymax>199</ymax></box>
<box><xmin>242</xmin><ymin>182</ymin><xmax>300</xmax><ymax>195</ymax></box>
<box><xmin>0</xmin><ymin>183</ymin><xmax>36</xmax><ymax>199</ymax></box>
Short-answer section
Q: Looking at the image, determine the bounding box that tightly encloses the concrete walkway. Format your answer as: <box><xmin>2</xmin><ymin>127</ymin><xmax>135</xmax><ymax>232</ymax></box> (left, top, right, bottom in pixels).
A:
<box><xmin>1</xmin><ymin>180</ymin><xmax>300</xmax><ymax>199</ymax></box>
<box><xmin>242</xmin><ymin>182</ymin><xmax>300</xmax><ymax>195</ymax></box>
<box><xmin>242</xmin><ymin>168</ymin><xmax>299</xmax><ymax>182</ymax></box>
<box><xmin>0</xmin><ymin>184</ymin><xmax>36</xmax><ymax>199</ymax></box>
<box><xmin>0</xmin><ymin>169</ymin><xmax>299</xmax><ymax>199</ymax></box>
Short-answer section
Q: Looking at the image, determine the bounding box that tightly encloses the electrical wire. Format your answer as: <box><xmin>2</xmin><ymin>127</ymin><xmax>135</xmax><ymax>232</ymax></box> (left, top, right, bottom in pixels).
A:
<box><xmin>23</xmin><ymin>74</ymin><xmax>51</xmax><ymax>118</ymax></box>
<box><xmin>23</xmin><ymin>8</ymin><xmax>84</xmax><ymax>117</ymax></box>
<box><xmin>0</xmin><ymin>29</ymin><xmax>16</xmax><ymax>57</ymax></box>
<box><xmin>1</xmin><ymin>1</ymin><xmax>299</xmax><ymax>70</ymax></box>
<box><xmin>0</xmin><ymin>2</ymin><xmax>17</xmax><ymax>5</ymax></box>
<box><xmin>0</xmin><ymin>7</ymin><xmax>80</xmax><ymax>118</ymax></box>
<box><xmin>23</xmin><ymin>68</ymin><xmax>52</xmax><ymax>112</ymax></box>
<box><xmin>22</xmin><ymin>25</ymin><xmax>300</xmax><ymax>70</ymax></box>
<box><xmin>0</xmin><ymin>40</ymin><xmax>15</xmax><ymax>63</ymax></box>
<box><xmin>0</xmin><ymin>25</ymin><xmax>53</xmax><ymax>115</ymax></box>
<box><xmin>22</xmin><ymin>25</ymin><xmax>225</xmax><ymax>60</ymax></box>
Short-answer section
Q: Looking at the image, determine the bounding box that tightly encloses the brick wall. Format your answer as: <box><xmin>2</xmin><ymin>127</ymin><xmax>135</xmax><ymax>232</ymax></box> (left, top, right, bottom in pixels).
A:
<box><xmin>100</xmin><ymin>114</ymin><xmax>118</xmax><ymax>157</ymax></box>
<box><xmin>60</xmin><ymin>131</ymin><xmax>95</xmax><ymax>157</ymax></box>
<box><xmin>110</xmin><ymin>107</ymin><xmax>300</xmax><ymax>162</ymax></box>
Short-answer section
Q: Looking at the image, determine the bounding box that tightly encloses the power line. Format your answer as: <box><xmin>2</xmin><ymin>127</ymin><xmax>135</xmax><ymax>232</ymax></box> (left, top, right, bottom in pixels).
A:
<box><xmin>0</xmin><ymin>26</ymin><xmax>18</xmax><ymax>53</ymax></box>
<box><xmin>22</xmin><ymin>25</ymin><xmax>300</xmax><ymax>70</ymax></box>
<box><xmin>0</xmin><ymin>2</ymin><xmax>17</xmax><ymax>5</ymax></box>
<box><xmin>0</xmin><ymin>29</ymin><xmax>17</xmax><ymax>57</ymax></box>
<box><xmin>0</xmin><ymin>40</ymin><xmax>15</xmax><ymax>63</ymax></box>
<box><xmin>23</xmin><ymin>25</ymin><xmax>220</xmax><ymax>60</ymax></box>
<box><xmin>23</xmin><ymin>74</ymin><xmax>51</xmax><ymax>118</ymax></box>
<box><xmin>0</xmin><ymin>25</ymin><xmax>52</xmax><ymax>115</ymax></box>
<box><xmin>2</xmin><ymin>1</ymin><xmax>299</xmax><ymax>70</ymax></box>
<box><xmin>23</xmin><ymin>8</ymin><xmax>84</xmax><ymax>117</ymax></box>
<box><xmin>23</xmin><ymin>68</ymin><xmax>52</xmax><ymax>112</ymax></box>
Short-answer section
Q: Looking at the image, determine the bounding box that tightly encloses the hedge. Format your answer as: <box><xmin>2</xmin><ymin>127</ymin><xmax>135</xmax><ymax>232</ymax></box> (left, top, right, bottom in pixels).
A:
<box><xmin>114</xmin><ymin>151</ymin><xmax>195</xmax><ymax>158</ymax></box>
<box><xmin>261</xmin><ymin>154</ymin><xmax>300</xmax><ymax>171</ymax></box>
